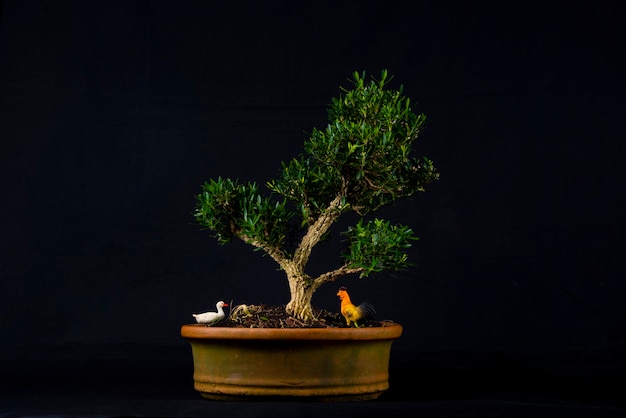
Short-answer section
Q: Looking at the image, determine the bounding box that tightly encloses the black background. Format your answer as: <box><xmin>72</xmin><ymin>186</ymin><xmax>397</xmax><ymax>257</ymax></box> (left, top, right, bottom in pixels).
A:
<box><xmin>1</xmin><ymin>1</ymin><xmax>625</xmax><ymax>416</ymax></box>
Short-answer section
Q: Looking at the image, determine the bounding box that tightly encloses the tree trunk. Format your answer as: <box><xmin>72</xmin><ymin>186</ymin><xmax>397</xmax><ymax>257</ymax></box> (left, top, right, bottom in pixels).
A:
<box><xmin>285</xmin><ymin>274</ymin><xmax>318</xmax><ymax>321</ymax></box>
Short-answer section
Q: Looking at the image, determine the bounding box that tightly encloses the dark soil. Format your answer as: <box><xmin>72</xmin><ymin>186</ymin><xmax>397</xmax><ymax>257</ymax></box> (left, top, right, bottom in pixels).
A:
<box><xmin>213</xmin><ymin>304</ymin><xmax>385</xmax><ymax>328</ymax></box>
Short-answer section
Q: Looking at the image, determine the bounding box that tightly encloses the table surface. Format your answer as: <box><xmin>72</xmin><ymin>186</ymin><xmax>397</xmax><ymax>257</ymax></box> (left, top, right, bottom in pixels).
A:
<box><xmin>1</xmin><ymin>344</ymin><xmax>624</xmax><ymax>417</ymax></box>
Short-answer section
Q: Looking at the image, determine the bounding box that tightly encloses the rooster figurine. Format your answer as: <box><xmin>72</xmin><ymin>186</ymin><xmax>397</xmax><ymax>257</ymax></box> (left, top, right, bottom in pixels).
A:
<box><xmin>336</xmin><ymin>287</ymin><xmax>376</xmax><ymax>327</ymax></box>
<box><xmin>193</xmin><ymin>301</ymin><xmax>229</xmax><ymax>326</ymax></box>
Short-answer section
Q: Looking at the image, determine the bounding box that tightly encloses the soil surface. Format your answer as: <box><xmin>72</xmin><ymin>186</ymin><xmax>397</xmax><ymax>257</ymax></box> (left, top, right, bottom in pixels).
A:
<box><xmin>214</xmin><ymin>304</ymin><xmax>384</xmax><ymax>328</ymax></box>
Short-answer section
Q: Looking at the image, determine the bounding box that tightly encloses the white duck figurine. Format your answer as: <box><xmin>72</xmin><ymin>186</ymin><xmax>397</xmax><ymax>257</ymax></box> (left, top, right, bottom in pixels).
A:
<box><xmin>193</xmin><ymin>301</ymin><xmax>229</xmax><ymax>326</ymax></box>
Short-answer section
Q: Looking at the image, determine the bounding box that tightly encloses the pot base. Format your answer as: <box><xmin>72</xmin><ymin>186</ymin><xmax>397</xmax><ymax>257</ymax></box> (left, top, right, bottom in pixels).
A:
<box><xmin>199</xmin><ymin>392</ymin><xmax>383</xmax><ymax>402</ymax></box>
<box><xmin>181</xmin><ymin>323</ymin><xmax>402</xmax><ymax>401</ymax></box>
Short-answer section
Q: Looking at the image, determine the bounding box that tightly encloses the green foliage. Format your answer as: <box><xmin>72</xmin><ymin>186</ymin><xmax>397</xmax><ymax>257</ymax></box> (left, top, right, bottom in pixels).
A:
<box><xmin>300</xmin><ymin>69</ymin><xmax>439</xmax><ymax>215</ymax></box>
<box><xmin>195</xmin><ymin>177</ymin><xmax>292</xmax><ymax>250</ymax></box>
<box><xmin>342</xmin><ymin>218</ymin><xmax>418</xmax><ymax>278</ymax></box>
<box><xmin>195</xmin><ymin>70</ymin><xmax>438</xmax><ymax>283</ymax></box>
<box><xmin>267</xmin><ymin>156</ymin><xmax>345</xmax><ymax>226</ymax></box>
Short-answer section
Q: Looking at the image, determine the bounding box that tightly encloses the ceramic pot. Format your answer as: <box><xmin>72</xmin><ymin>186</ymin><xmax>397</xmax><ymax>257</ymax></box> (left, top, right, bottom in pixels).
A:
<box><xmin>180</xmin><ymin>322</ymin><xmax>402</xmax><ymax>401</ymax></box>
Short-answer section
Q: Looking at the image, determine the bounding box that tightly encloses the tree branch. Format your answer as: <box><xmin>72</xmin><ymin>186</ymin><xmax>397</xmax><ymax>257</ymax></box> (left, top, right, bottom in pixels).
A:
<box><xmin>292</xmin><ymin>194</ymin><xmax>343</xmax><ymax>270</ymax></box>
<box><xmin>313</xmin><ymin>264</ymin><xmax>364</xmax><ymax>287</ymax></box>
<box><xmin>237</xmin><ymin>233</ymin><xmax>290</xmax><ymax>271</ymax></box>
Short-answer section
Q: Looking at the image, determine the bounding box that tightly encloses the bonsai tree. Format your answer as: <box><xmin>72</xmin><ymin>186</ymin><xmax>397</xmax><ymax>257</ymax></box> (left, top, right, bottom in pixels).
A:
<box><xmin>194</xmin><ymin>70</ymin><xmax>439</xmax><ymax>322</ymax></box>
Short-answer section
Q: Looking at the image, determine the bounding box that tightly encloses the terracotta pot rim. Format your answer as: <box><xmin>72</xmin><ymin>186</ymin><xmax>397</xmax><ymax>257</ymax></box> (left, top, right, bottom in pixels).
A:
<box><xmin>181</xmin><ymin>321</ymin><xmax>402</xmax><ymax>341</ymax></box>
